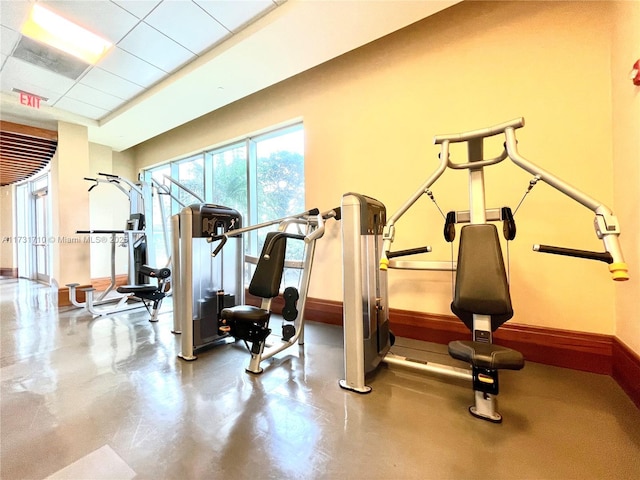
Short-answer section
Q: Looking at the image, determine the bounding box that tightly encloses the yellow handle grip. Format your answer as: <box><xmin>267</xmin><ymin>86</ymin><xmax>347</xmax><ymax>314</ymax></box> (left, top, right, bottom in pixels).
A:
<box><xmin>609</xmin><ymin>262</ymin><xmax>629</xmax><ymax>281</ymax></box>
<box><xmin>380</xmin><ymin>257</ymin><xmax>389</xmax><ymax>271</ymax></box>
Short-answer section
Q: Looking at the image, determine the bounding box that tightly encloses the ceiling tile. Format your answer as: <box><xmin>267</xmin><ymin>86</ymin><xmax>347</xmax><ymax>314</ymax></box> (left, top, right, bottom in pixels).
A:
<box><xmin>118</xmin><ymin>22</ymin><xmax>195</xmax><ymax>73</ymax></box>
<box><xmin>144</xmin><ymin>0</ymin><xmax>230</xmax><ymax>55</ymax></box>
<box><xmin>1</xmin><ymin>56</ymin><xmax>74</xmax><ymax>100</ymax></box>
<box><xmin>53</xmin><ymin>95</ymin><xmax>109</xmax><ymax>120</ymax></box>
<box><xmin>0</xmin><ymin>77</ymin><xmax>63</xmax><ymax>105</ymax></box>
<box><xmin>194</xmin><ymin>0</ymin><xmax>276</xmax><ymax>32</ymax></box>
<box><xmin>65</xmin><ymin>83</ymin><xmax>127</xmax><ymax>111</ymax></box>
<box><xmin>112</xmin><ymin>0</ymin><xmax>162</xmax><ymax>20</ymax></box>
<box><xmin>41</xmin><ymin>0</ymin><xmax>140</xmax><ymax>44</ymax></box>
<box><xmin>12</xmin><ymin>36</ymin><xmax>90</xmax><ymax>80</ymax></box>
<box><xmin>0</xmin><ymin>0</ymin><xmax>33</xmax><ymax>32</ymax></box>
<box><xmin>0</xmin><ymin>26</ymin><xmax>20</xmax><ymax>56</ymax></box>
<box><xmin>96</xmin><ymin>46</ymin><xmax>165</xmax><ymax>87</ymax></box>
<box><xmin>80</xmin><ymin>67</ymin><xmax>145</xmax><ymax>101</ymax></box>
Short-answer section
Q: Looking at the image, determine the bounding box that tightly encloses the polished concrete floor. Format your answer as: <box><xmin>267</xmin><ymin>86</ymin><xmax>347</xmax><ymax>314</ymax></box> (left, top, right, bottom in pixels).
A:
<box><xmin>1</xmin><ymin>277</ymin><xmax>640</xmax><ymax>480</ymax></box>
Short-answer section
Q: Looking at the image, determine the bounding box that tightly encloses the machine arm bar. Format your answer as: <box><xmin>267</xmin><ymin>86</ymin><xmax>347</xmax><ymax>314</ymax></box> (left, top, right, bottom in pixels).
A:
<box><xmin>98</xmin><ymin>172</ymin><xmax>143</xmax><ymax>196</ymax></box>
<box><xmin>504</xmin><ymin>127</ymin><xmax>628</xmax><ymax>281</ymax></box>
<box><xmin>503</xmin><ymin>131</ymin><xmax>602</xmax><ymax>211</ymax></box>
<box><xmin>161</xmin><ymin>174</ymin><xmax>204</xmax><ymax>204</ymax></box>
<box><xmin>387</xmin><ymin>246</ymin><xmax>432</xmax><ymax>259</ymax></box>
<box><xmin>433</xmin><ymin>118</ymin><xmax>525</xmax><ymax>144</ymax></box>
<box><xmin>85</xmin><ymin>175</ymin><xmax>129</xmax><ymax>196</ymax></box>
<box><xmin>381</xmin><ymin>142</ymin><xmax>449</xmax><ymax>269</ymax></box>
<box><xmin>220</xmin><ymin>208</ymin><xmax>321</xmax><ymax>238</ymax></box>
<box><xmin>533</xmin><ymin>244</ymin><xmax>613</xmax><ymax>264</ymax></box>
<box><xmin>382</xmin><ymin>119</ymin><xmax>524</xmax><ymax>270</ymax></box>
<box><xmin>210</xmin><ymin>207</ymin><xmax>335</xmax><ymax>257</ymax></box>
<box><xmin>150</xmin><ymin>178</ymin><xmax>188</xmax><ymax>207</ymax></box>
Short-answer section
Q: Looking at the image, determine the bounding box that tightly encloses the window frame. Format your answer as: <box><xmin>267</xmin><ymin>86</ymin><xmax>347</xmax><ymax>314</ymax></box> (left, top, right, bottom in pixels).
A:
<box><xmin>142</xmin><ymin>122</ymin><xmax>305</xmax><ymax>266</ymax></box>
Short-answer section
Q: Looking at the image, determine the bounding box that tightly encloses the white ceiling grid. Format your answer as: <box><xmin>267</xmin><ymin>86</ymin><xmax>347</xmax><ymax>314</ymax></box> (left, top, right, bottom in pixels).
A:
<box><xmin>0</xmin><ymin>0</ymin><xmax>280</xmax><ymax>121</ymax></box>
<box><xmin>0</xmin><ymin>0</ymin><xmax>459</xmax><ymax>151</ymax></box>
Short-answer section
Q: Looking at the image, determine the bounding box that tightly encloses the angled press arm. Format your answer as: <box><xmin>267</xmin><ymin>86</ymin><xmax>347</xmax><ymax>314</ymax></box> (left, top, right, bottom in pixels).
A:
<box><xmin>503</xmin><ymin>127</ymin><xmax>629</xmax><ymax>281</ymax></box>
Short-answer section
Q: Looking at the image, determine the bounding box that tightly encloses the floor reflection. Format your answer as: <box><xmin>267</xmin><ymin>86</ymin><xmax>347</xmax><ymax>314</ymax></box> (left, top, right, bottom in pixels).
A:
<box><xmin>2</xmin><ymin>278</ymin><xmax>640</xmax><ymax>480</ymax></box>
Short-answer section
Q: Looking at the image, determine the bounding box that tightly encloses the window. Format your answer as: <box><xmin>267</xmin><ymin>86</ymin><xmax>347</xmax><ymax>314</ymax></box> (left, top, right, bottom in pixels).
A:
<box><xmin>174</xmin><ymin>154</ymin><xmax>205</xmax><ymax>207</ymax></box>
<box><xmin>253</xmin><ymin>126</ymin><xmax>305</xmax><ymax>224</ymax></box>
<box><xmin>206</xmin><ymin>142</ymin><xmax>248</xmax><ymax>221</ymax></box>
<box><xmin>143</xmin><ymin>123</ymin><xmax>305</xmax><ymax>283</ymax></box>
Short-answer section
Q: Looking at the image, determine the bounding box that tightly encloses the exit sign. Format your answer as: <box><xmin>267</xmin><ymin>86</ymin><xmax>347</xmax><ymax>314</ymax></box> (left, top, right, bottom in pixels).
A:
<box><xmin>19</xmin><ymin>91</ymin><xmax>42</xmax><ymax>109</ymax></box>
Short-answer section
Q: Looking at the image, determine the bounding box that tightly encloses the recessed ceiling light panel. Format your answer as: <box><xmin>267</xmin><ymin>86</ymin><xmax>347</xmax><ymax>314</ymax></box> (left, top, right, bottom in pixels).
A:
<box><xmin>13</xmin><ymin>35</ymin><xmax>90</xmax><ymax>80</ymax></box>
<box><xmin>21</xmin><ymin>4</ymin><xmax>112</xmax><ymax>65</ymax></box>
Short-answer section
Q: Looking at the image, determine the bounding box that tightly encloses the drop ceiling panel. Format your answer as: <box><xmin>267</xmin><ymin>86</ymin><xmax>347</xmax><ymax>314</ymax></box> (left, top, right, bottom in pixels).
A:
<box><xmin>112</xmin><ymin>0</ymin><xmax>162</xmax><ymax>20</ymax></box>
<box><xmin>1</xmin><ymin>26</ymin><xmax>20</xmax><ymax>56</ymax></box>
<box><xmin>96</xmin><ymin>46</ymin><xmax>165</xmax><ymax>87</ymax></box>
<box><xmin>0</xmin><ymin>1</ymin><xmax>31</xmax><ymax>32</ymax></box>
<box><xmin>54</xmin><ymin>95</ymin><xmax>108</xmax><ymax>119</ymax></box>
<box><xmin>80</xmin><ymin>67</ymin><xmax>145</xmax><ymax>101</ymax></box>
<box><xmin>195</xmin><ymin>1</ymin><xmax>276</xmax><ymax>32</ymax></box>
<box><xmin>1</xmin><ymin>56</ymin><xmax>74</xmax><ymax>100</ymax></box>
<box><xmin>65</xmin><ymin>83</ymin><xmax>127</xmax><ymax>111</ymax></box>
<box><xmin>117</xmin><ymin>22</ymin><xmax>195</xmax><ymax>73</ymax></box>
<box><xmin>144</xmin><ymin>1</ymin><xmax>230</xmax><ymax>55</ymax></box>
<box><xmin>41</xmin><ymin>0</ymin><xmax>139</xmax><ymax>43</ymax></box>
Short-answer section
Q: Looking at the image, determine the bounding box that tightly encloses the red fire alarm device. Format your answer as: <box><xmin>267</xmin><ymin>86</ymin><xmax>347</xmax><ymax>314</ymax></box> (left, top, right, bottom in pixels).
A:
<box><xmin>632</xmin><ymin>60</ymin><xmax>640</xmax><ymax>86</ymax></box>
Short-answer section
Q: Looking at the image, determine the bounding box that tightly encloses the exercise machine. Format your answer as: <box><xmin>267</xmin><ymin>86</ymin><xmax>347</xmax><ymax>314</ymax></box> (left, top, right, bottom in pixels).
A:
<box><xmin>171</xmin><ymin>203</ymin><xmax>243</xmax><ymax>360</ymax></box>
<box><xmin>67</xmin><ymin>173</ymin><xmax>170</xmax><ymax>319</ymax></box>
<box><xmin>340</xmin><ymin>118</ymin><xmax>629</xmax><ymax>422</ymax></box>
<box><xmin>218</xmin><ymin>207</ymin><xmax>340</xmax><ymax>374</ymax></box>
<box><xmin>172</xmin><ymin>203</ymin><xmax>339</xmax><ymax>372</ymax></box>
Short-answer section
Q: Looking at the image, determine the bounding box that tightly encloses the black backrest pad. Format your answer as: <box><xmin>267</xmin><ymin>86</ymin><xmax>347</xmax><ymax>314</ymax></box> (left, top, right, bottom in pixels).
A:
<box><xmin>248</xmin><ymin>232</ymin><xmax>287</xmax><ymax>299</ymax></box>
<box><xmin>452</xmin><ymin>224</ymin><xmax>513</xmax><ymax>327</ymax></box>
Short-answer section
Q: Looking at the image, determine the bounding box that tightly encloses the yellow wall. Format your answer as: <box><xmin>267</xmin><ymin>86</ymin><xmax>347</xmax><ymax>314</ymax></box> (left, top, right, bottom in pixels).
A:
<box><xmin>50</xmin><ymin>122</ymin><xmax>91</xmax><ymax>287</ymax></box>
<box><xmin>133</xmin><ymin>2</ymin><xmax>630</xmax><ymax>339</ymax></box>
<box><xmin>611</xmin><ymin>0</ymin><xmax>640</xmax><ymax>352</ymax></box>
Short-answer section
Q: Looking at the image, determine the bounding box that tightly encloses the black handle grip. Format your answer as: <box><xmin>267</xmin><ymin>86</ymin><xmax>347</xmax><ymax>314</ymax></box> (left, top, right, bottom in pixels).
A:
<box><xmin>211</xmin><ymin>236</ymin><xmax>228</xmax><ymax>257</ymax></box>
<box><xmin>387</xmin><ymin>246</ymin><xmax>431</xmax><ymax>259</ymax></box>
<box><xmin>139</xmin><ymin>265</ymin><xmax>171</xmax><ymax>279</ymax></box>
<box><xmin>327</xmin><ymin>207</ymin><xmax>341</xmax><ymax>221</ymax></box>
<box><xmin>534</xmin><ymin>244</ymin><xmax>613</xmax><ymax>264</ymax></box>
<box><xmin>98</xmin><ymin>172</ymin><xmax>119</xmax><ymax>178</ymax></box>
<box><xmin>307</xmin><ymin>208</ymin><xmax>320</xmax><ymax>216</ymax></box>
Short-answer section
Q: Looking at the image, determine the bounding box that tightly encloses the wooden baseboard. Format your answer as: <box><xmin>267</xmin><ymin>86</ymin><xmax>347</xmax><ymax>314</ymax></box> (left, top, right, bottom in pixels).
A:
<box><xmin>612</xmin><ymin>337</ymin><xmax>640</xmax><ymax>410</ymax></box>
<box><xmin>0</xmin><ymin>267</ymin><xmax>18</xmax><ymax>278</ymax></box>
<box><xmin>302</xmin><ymin>296</ymin><xmax>638</xmax><ymax>408</ymax></box>
<box><xmin>57</xmin><ymin>274</ymin><xmax>129</xmax><ymax>307</ymax></box>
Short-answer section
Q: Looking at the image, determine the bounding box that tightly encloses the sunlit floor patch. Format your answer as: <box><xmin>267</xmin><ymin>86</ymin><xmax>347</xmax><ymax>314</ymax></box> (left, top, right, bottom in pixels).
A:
<box><xmin>45</xmin><ymin>444</ymin><xmax>136</xmax><ymax>480</ymax></box>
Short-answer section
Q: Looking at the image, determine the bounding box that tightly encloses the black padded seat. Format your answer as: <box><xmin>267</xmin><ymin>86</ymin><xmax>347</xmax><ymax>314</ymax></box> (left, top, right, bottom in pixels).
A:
<box><xmin>117</xmin><ymin>284</ymin><xmax>158</xmax><ymax>295</ymax></box>
<box><xmin>448</xmin><ymin>340</ymin><xmax>524</xmax><ymax>370</ymax></box>
<box><xmin>221</xmin><ymin>305</ymin><xmax>270</xmax><ymax>326</ymax></box>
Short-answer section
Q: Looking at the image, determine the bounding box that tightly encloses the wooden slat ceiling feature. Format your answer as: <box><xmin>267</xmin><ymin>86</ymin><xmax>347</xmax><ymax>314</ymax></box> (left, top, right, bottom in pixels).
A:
<box><xmin>0</xmin><ymin>121</ymin><xmax>58</xmax><ymax>187</ymax></box>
